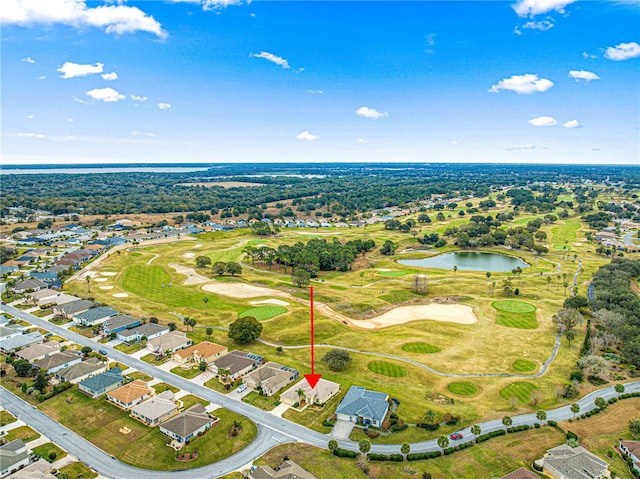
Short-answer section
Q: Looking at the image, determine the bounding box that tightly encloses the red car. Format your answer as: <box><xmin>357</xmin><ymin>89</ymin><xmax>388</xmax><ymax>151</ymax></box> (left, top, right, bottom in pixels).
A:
<box><xmin>450</xmin><ymin>433</ymin><xmax>463</xmax><ymax>440</ymax></box>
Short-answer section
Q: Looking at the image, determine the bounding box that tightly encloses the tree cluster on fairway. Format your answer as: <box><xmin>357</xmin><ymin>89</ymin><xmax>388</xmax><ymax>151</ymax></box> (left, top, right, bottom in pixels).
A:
<box><xmin>228</xmin><ymin>317</ymin><xmax>263</xmax><ymax>344</ymax></box>
<box><xmin>212</xmin><ymin>261</ymin><xmax>243</xmax><ymax>276</ymax></box>
<box><xmin>195</xmin><ymin>256</ymin><xmax>212</xmax><ymax>267</ymax></box>
<box><xmin>321</xmin><ymin>349</ymin><xmax>352</xmax><ymax>371</ymax></box>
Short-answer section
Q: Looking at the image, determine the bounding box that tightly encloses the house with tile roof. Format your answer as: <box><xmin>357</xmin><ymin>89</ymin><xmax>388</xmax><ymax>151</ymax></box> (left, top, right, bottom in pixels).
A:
<box><xmin>619</xmin><ymin>440</ymin><xmax>640</xmax><ymax>476</ymax></box>
<box><xmin>15</xmin><ymin>342</ymin><xmax>60</xmax><ymax>363</ymax></box>
<box><xmin>117</xmin><ymin>323</ymin><xmax>169</xmax><ymax>343</ymax></box>
<box><xmin>73</xmin><ymin>306</ymin><xmax>118</xmax><ymax>327</ymax></box>
<box><xmin>107</xmin><ymin>380</ymin><xmax>152</xmax><ymax>409</ymax></box>
<box><xmin>335</xmin><ymin>385</ymin><xmax>389</xmax><ymax>427</ymax></box>
<box><xmin>209</xmin><ymin>350</ymin><xmax>263</xmax><ymax>380</ymax></box>
<box><xmin>173</xmin><ymin>341</ymin><xmax>228</xmax><ymax>367</ymax></box>
<box><xmin>33</xmin><ymin>350</ymin><xmax>82</xmax><ymax>374</ymax></box>
<box><xmin>131</xmin><ymin>390</ymin><xmax>179</xmax><ymax>426</ymax></box>
<box><xmin>78</xmin><ymin>367</ymin><xmax>124</xmax><ymax>397</ymax></box>
<box><xmin>280</xmin><ymin>377</ymin><xmax>340</xmax><ymax>407</ymax></box>
<box><xmin>146</xmin><ymin>331</ymin><xmax>192</xmax><ymax>355</ymax></box>
<box><xmin>55</xmin><ymin>357</ymin><xmax>106</xmax><ymax>384</ymax></box>
<box><xmin>496</xmin><ymin>468</ymin><xmax>540</xmax><ymax>479</ymax></box>
<box><xmin>541</xmin><ymin>444</ymin><xmax>608</xmax><ymax>479</ymax></box>
<box><xmin>102</xmin><ymin>315</ymin><xmax>141</xmax><ymax>335</ymax></box>
<box><xmin>159</xmin><ymin>404</ymin><xmax>217</xmax><ymax>444</ymax></box>
<box><xmin>0</xmin><ymin>440</ymin><xmax>30</xmax><ymax>479</ymax></box>
<box><xmin>250</xmin><ymin>460</ymin><xmax>317</xmax><ymax>479</ymax></box>
<box><xmin>242</xmin><ymin>362</ymin><xmax>299</xmax><ymax>397</ymax></box>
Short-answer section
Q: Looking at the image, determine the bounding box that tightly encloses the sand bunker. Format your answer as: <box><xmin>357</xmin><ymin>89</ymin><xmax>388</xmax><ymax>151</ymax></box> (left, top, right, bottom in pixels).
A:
<box><xmin>181</xmin><ymin>252</ymin><xmax>196</xmax><ymax>259</ymax></box>
<box><xmin>194</xmin><ymin>244</ymin><xmax>203</xmax><ymax>248</ymax></box>
<box><xmin>250</xmin><ymin>299</ymin><xmax>290</xmax><ymax>307</ymax></box>
<box><xmin>113</xmin><ymin>293</ymin><xmax>129</xmax><ymax>298</ymax></box>
<box><xmin>100</xmin><ymin>271</ymin><xmax>118</xmax><ymax>277</ymax></box>
<box><xmin>169</xmin><ymin>263</ymin><xmax>210</xmax><ymax>285</ymax></box>
<box><xmin>574</xmin><ymin>242</ymin><xmax>583</xmax><ymax>246</ymax></box>
<box><xmin>93</xmin><ymin>278</ymin><xmax>108</xmax><ymax>283</ymax></box>
<box><xmin>202</xmin><ymin>282</ymin><xmax>289</xmax><ymax>299</ymax></box>
<box><xmin>99</xmin><ymin>286</ymin><xmax>114</xmax><ymax>290</ymax></box>
<box><xmin>349</xmin><ymin>304</ymin><xmax>477</xmax><ymax>330</ymax></box>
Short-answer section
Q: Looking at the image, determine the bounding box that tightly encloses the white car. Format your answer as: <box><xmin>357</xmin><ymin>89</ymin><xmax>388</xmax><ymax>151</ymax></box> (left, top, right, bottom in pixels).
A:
<box><xmin>236</xmin><ymin>384</ymin><xmax>247</xmax><ymax>393</ymax></box>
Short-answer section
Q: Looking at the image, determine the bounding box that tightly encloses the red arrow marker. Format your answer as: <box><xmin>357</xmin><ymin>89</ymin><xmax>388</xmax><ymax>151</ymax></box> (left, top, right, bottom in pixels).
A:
<box><xmin>304</xmin><ymin>285</ymin><xmax>322</xmax><ymax>389</ymax></box>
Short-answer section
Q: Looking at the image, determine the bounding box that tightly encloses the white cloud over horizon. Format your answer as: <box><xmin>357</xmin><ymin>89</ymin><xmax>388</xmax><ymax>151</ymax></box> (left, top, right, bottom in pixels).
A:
<box><xmin>528</xmin><ymin>116</ymin><xmax>558</xmax><ymax>126</ymax></box>
<box><xmin>507</xmin><ymin>144</ymin><xmax>536</xmax><ymax>151</ymax></box>
<box><xmin>512</xmin><ymin>0</ymin><xmax>577</xmax><ymax>17</ymax></box>
<box><xmin>356</xmin><ymin>106</ymin><xmax>389</xmax><ymax>119</ymax></box>
<box><xmin>250</xmin><ymin>51</ymin><xmax>290</xmax><ymax>69</ymax></box>
<box><xmin>568</xmin><ymin>69</ymin><xmax>600</xmax><ymax>81</ymax></box>
<box><xmin>157</xmin><ymin>102</ymin><xmax>172</xmax><ymax>110</ymax></box>
<box><xmin>604</xmin><ymin>41</ymin><xmax>640</xmax><ymax>61</ymax></box>
<box><xmin>563</xmin><ymin>119</ymin><xmax>582</xmax><ymax>128</ymax></box>
<box><xmin>295</xmin><ymin>131</ymin><xmax>320</xmax><ymax>141</ymax></box>
<box><xmin>167</xmin><ymin>0</ymin><xmax>245</xmax><ymax>11</ymax></box>
<box><xmin>489</xmin><ymin>74</ymin><xmax>554</xmax><ymax>94</ymax></box>
<box><xmin>514</xmin><ymin>18</ymin><xmax>554</xmax><ymax>34</ymax></box>
<box><xmin>0</xmin><ymin>0</ymin><xmax>167</xmax><ymax>38</ymax></box>
<box><xmin>102</xmin><ymin>72</ymin><xmax>118</xmax><ymax>81</ymax></box>
<box><xmin>57</xmin><ymin>61</ymin><xmax>103</xmax><ymax>78</ymax></box>
<box><xmin>86</xmin><ymin>87</ymin><xmax>125</xmax><ymax>102</ymax></box>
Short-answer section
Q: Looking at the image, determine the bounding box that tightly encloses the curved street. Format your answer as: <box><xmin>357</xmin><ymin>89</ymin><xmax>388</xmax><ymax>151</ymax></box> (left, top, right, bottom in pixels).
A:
<box><xmin>2</xmin><ymin>303</ymin><xmax>638</xmax><ymax>478</ymax></box>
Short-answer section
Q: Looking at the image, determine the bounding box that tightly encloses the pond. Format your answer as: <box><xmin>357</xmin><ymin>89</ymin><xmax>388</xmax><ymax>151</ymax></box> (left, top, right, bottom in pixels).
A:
<box><xmin>398</xmin><ymin>252</ymin><xmax>529</xmax><ymax>273</ymax></box>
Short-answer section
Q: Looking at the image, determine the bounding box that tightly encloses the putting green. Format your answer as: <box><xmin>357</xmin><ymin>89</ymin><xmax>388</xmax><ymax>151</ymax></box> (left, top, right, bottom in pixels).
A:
<box><xmin>492</xmin><ymin>300</ymin><xmax>537</xmax><ymax>314</ymax></box>
<box><xmin>377</xmin><ymin>271</ymin><xmax>409</xmax><ymax>277</ymax></box>
<box><xmin>499</xmin><ymin>382</ymin><xmax>539</xmax><ymax>402</ymax></box>
<box><xmin>512</xmin><ymin>359</ymin><xmax>536</xmax><ymax>372</ymax></box>
<box><xmin>367</xmin><ymin>360</ymin><xmax>407</xmax><ymax>378</ymax></box>
<box><xmin>492</xmin><ymin>300</ymin><xmax>538</xmax><ymax>329</ymax></box>
<box><xmin>447</xmin><ymin>382</ymin><xmax>478</xmax><ymax>396</ymax></box>
<box><xmin>401</xmin><ymin>342</ymin><xmax>441</xmax><ymax>354</ymax></box>
<box><xmin>239</xmin><ymin>305</ymin><xmax>288</xmax><ymax>321</ymax></box>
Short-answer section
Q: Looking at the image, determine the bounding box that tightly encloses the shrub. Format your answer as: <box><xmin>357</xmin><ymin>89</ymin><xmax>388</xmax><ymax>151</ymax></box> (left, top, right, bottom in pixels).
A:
<box><xmin>389</xmin><ymin>454</ymin><xmax>404</xmax><ymax>462</ymax></box>
<box><xmin>569</xmin><ymin>371</ymin><xmax>584</xmax><ymax>382</ymax></box>
<box><xmin>368</xmin><ymin>454</ymin><xmax>388</xmax><ymax>461</ymax></box>
<box><xmin>443</xmin><ymin>447</ymin><xmax>455</xmax><ymax>456</ymax></box>
<box><xmin>334</xmin><ymin>448</ymin><xmax>357</xmax><ymax>458</ymax></box>
<box><xmin>417</xmin><ymin>423</ymin><xmax>440</xmax><ymax>431</ymax></box>
<box><xmin>547</xmin><ymin>420</ymin><xmax>558</xmax><ymax>427</ymax></box>
<box><xmin>566</xmin><ymin>431</ymin><xmax>578</xmax><ymax>441</ymax></box>
<box><xmin>534</xmin><ymin>423</ymin><xmax>541</xmax><ymax>428</ymax></box>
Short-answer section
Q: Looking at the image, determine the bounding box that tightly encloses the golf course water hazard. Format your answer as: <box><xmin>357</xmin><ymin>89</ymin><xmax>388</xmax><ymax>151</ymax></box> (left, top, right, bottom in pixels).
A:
<box><xmin>399</xmin><ymin>252</ymin><xmax>530</xmax><ymax>273</ymax></box>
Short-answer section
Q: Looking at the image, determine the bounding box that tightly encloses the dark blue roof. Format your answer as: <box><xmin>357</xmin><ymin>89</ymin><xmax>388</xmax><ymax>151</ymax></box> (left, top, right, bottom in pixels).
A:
<box><xmin>79</xmin><ymin>367</ymin><xmax>123</xmax><ymax>392</ymax></box>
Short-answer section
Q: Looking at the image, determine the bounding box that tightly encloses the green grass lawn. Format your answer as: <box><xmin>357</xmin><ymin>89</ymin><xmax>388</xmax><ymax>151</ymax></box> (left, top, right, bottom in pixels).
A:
<box><xmin>153</xmin><ymin>382</ymin><xmax>179</xmax><ymax>394</ymax></box>
<box><xmin>401</xmin><ymin>342</ymin><xmax>441</xmax><ymax>354</ymax></box>
<box><xmin>367</xmin><ymin>360</ymin><xmax>407</xmax><ymax>378</ymax></box>
<box><xmin>377</xmin><ymin>271</ymin><xmax>409</xmax><ymax>277</ymax></box>
<box><xmin>512</xmin><ymin>359</ymin><xmax>537</xmax><ymax>372</ymax></box>
<box><xmin>171</xmin><ymin>366</ymin><xmax>202</xmax><ymax>379</ymax></box>
<box><xmin>499</xmin><ymin>382</ymin><xmax>539</xmax><ymax>403</ymax></box>
<box><xmin>239</xmin><ymin>305</ymin><xmax>288</xmax><ymax>321</ymax></box>
<box><xmin>179</xmin><ymin>394</ymin><xmax>210</xmax><ymax>410</ymax></box>
<box><xmin>552</xmin><ymin>220</ymin><xmax>580</xmax><ymax>248</ymax></box>
<box><xmin>242</xmin><ymin>391</ymin><xmax>280</xmax><ymax>411</ymax></box>
<box><xmin>0</xmin><ymin>410</ymin><xmax>17</xmax><ymax>426</ymax></box>
<box><xmin>492</xmin><ymin>300</ymin><xmax>538</xmax><ymax>329</ymax></box>
<box><xmin>204</xmin><ymin>377</ymin><xmax>238</xmax><ymax>394</ymax></box>
<box><xmin>4</xmin><ymin>425</ymin><xmax>40</xmax><ymax>443</ymax></box>
<box><xmin>126</xmin><ymin>371</ymin><xmax>153</xmax><ymax>381</ymax></box>
<box><xmin>140</xmin><ymin>354</ymin><xmax>168</xmax><ymax>366</ymax></box>
<box><xmin>447</xmin><ymin>382</ymin><xmax>479</xmax><ymax>396</ymax></box>
<box><xmin>115</xmin><ymin>342</ymin><xmax>144</xmax><ymax>354</ymax></box>
<box><xmin>32</xmin><ymin>442</ymin><xmax>67</xmax><ymax>462</ymax></box>
<box><xmin>58</xmin><ymin>462</ymin><xmax>97</xmax><ymax>479</ymax></box>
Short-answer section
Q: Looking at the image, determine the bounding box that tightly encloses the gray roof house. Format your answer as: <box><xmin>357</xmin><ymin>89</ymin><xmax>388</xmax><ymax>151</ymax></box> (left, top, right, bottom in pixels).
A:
<box><xmin>12</xmin><ymin>278</ymin><xmax>47</xmax><ymax>293</ymax></box>
<box><xmin>5</xmin><ymin>458</ymin><xmax>56</xmax><ymax>479</ymax></box>
<box><xmin>117</xmin><ymin>323</ymin><xmax>168</xmax><ymax>343</ymax></box>
<box><xmin>335</xmin><ymin>385</ymin><xmax>389</xmax><ymax>428</ymax></box>
<box><xmin>73</xmin><ymin>306</ymin><xmax>118</xmax><ymax>326</ymax></box>
<box><xmin>103</xmin><ymin>315</ymin><xmax>141</xmax><ymax>335</ymax></box>
<box><xmin>15</xmin><ymin>342</ymin><xmax>61</xmax><ymax>363</ymax></box>
<box><xmin>0</xmin><ymin>332</ymin><xmax>44</xmax><ymax>354</ymax></box>
<box><xmin>159</xmin><ymin>404</ymin><xmax>217</xmax><ymax>444</ymax></box>
<box><xmin>130</xmin><ymin>390</ymin><xmax>178</xmax><ymax>426</ymax></box>
<box><xmin>55</xmin><ymin>357</ymin><xmax>106</xmax><ymax>384</ymax></box>
<box><xmin>209</xmin><ymin>350</ymin><xmax>263</xmax><ymax>380</ymax></box>
<box><xmin>0</xmin><ymin>439</ymin><xmax>30</xmax><ymax>479</ymax></box>
<box><xmin>250</xmin><ymin>460</ymin><xmax>317</xmax><ymax>479</ymax></box>
<box><xmin>541</xmin><ymin>444</ymin><xmax>609</xmax><ymax>479</ymax></box>
<box><xmin>33</xmin><ymin>350</ymin><xmax>82</xmax><ymax>374</ymax></box>
<box><xmin>79</xmin><ymin>367</ymin><xmax>124</xmax><ymax>397</ymax></box>
<box><xmin>54</xmin><ymin>299</ymin><xmax>94</xmax><ymax>319</ymax></box>
<box><xmin>0</xmin><ymin>325</ymin><xmax>23</xmax><ymax>342</ymax></box>
<box><xmin>146</xmin><ymin>331</ymin><xmax>192</xmax><ymax>354</ymax></box>
<box><xmin>620</xmin><ymin>441</ymin><xmax>640</xmax><ymax>476</ymax></box>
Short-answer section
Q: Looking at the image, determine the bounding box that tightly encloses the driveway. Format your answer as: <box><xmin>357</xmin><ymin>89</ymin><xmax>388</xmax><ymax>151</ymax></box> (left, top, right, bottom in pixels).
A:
<box><xmin>269</xmin><ymin>402</ymin><xmax>290</xmax><ymax>418</ymax></box>
<box><xmin>330</xmin><ymin>419</ymin><xmax>355</xmax><ymax>440</ymax></box>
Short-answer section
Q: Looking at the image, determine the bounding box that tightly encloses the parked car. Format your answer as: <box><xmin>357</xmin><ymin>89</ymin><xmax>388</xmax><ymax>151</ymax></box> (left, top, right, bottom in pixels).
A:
<box><xmin>450</xmin><ymin>433</ymin><xmax>463</xmax><ymax>440</ymax></box>
<box><xmin>237</xmin><ymin>384</ymin><xmax>247</xmax><ymax>393</ymax></box>
<box><xmin>98</xmin><ymin>349</ymin><xmax>107</xmax><ymax>355</ymax></box>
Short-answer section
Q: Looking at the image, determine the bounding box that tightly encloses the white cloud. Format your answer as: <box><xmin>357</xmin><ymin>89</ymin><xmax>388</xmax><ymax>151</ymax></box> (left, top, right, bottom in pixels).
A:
<box><xmin>604</xmin><ymin>41</ymin><xmax>640</xmax><ymax>61</ymax></box>
<box><xmin>451</xmin><ymin>140</ymin><xmax>459</xmax><ymax>145</ymax></box>
<box><xmin>563</xmin><ymin>119</ymin><xmax>582</xmax><ymax>128</ymax></box>
<box><xmin>568</xmin><ymin>70</ymin><xmax>600</xmax><ymax>81</ymax></box>
<box><xmin>521</xmin><ymin>18</ymin><xmax>554</xmax><ymax>31</ymax></box>
<box><xmin>528</xmin><ymin>116</ymin><xmax>558</xmax><ymax>126</ymax></box>
<box><xmin>101</xmin><ymin>72</ymin><xmax>118</xmax><ymax>81</ymax></box>
<box><xmin>38</xmin><ymin>75</ymin><xmax>46</xmax><ymax>80</ymax></box>
<box><xmin>250</xmin><ymin>51</ymin><xmax>290</xmax><ymax>69</ymax></box>
<box><xmin>57</xmin><ymin>61</ymin><xmax>103</xmax><ymax>79</ymax></box>
<box><xmin>512</xmin><ymin>0</ymin><xmax>577</xmax><ymax>17</ymax></box>
<box><xmin>130</xmin><ymin>94</ymin><xmax>148</xmax><ymax>102</ymax></box>
<box><xmin>582</xmin><ymin>51</ymin><xmax>597</xmax><ymax>59</ymax></box>
<box><xmin>1</xmin><ymin>0</ymin><xmax>167</xmax><ymax>38</ymax></box>
<box><xmin>507</xmin><ymin>144</ymin><xmax>536</xmax><ymax>151</ymax></box>
<box><xmin>166</xmin><ymin>0</ymin><xmax>245</xmax><ymax>11</ymax></box>
<box><xmin>132</xmin><ymin>130</ymin><xmax>156</xmax><ymax>137</ymax></box>
<box><xmin>22</xmin><ymin>56</ymin><xmax>35</xmax><ymax>63</ymax></box>
<box><xmin>489</xmin><ymin>74</ymin><xmax>553</xmax><ymax>94</ymax></box>
<box><xmin>425</xmin><ymin>33</ymin><xmax>437</xmax><ymax>47</ymax></box>
<box><xmin>13</xmin><ymin>132</ymin><xmax>46</xmax><ymax>139</ymax></box>
<box><xmin>355</xmin><ymin>106</ymin><xmax>388</xmax><ymax>119</ymax></box>
<box><xmin>307</xmin><ymin>89</ymin><xmax>323</xmax><ymax>94</ymax></box>
<box><xmin>357</xmin><ymin>138</ymin><xmax>368</xmax><ymax>144</ymax></box>
<box><xmin>27</xmin><ymin>115</ymin><xmax>34</xmax><ymax>119</ymax></box>
<box><xmin>86</xmin><ymin>87</ymin><xmax>125</xmax><ymax>102</ymax></box>
<box><xmin>295</xmin><ymin>131</ymin><xmax>319</xmax><ymax>141</ymax></box>
<box><xmin>157</xmin><ymin>102</ymin><xmax>172</xmax><ymax>110</ymax></box>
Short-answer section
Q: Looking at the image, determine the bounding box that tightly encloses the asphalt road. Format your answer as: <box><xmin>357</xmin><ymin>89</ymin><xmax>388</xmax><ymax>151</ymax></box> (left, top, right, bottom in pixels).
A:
<box><xmin>2</xmin><ymin>303</ymin><xmax>639</xmax><ymax>476</ymax></box>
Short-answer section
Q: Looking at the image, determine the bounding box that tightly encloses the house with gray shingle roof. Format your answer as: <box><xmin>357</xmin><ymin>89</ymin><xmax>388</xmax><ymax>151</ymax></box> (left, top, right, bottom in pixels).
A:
<box><xmin>0</xmin><ymin>439</ymin><xmax>30</xmax><ymax>478</ymax></box>
<box><xmin>33</xmin><ymin>350</ymin><xmax>82</xmax><ymax>374</ymax></box>
<box><xmin>541</xmin><ymin>444</ymin><xmax>608</xmax><ymax>479</ymax></box>
<box><xmin>242</xmin><ymin>362</ymin><xmax>299</xmax><ymax>397</ymax></box>
<box><xmin>12</xmin><ymin>279</ymin><xmax>47</xmax><ymax>293</ymax></box>
<box><xmin>55</xmin><ymin>357</ymin><xmax>106</xmax><ymax>384</ymax></box>
<box><xmin>0</xmin><ymin>332</ymin><xmax>44</xmax><ymax>354</ymax></box>
<box><xmin>117</xmin><ymin>323</ymin><xmax>168</xmax><ymax>343</ymax></box>
<box><xmin>159</xmin><ymin>404</ymin><xmax>217</xmax><ymax>444</ymax></box>
<box><xmin>335</xmin><ymin>385</ymin><xmax>389</xmax><ymax>427</ymax></box>
<box><xmin>73</xmin><ymin>306</ymin><xmax>118</xmax><ymax>326</ymax></box>
<box><xmin>620</xmin><ymin>440</ymin><xmax>640</xmax><ymax>476</ymax></box>
<box><xmin>15</xmin><ymin>342</ymin><xmax>60</xmax><ymax>363</ymax></box>
<box><xmin>103</xmin><ymin>315</ymin><xmax>141</xmax><ymax>335</ymax></box>
<box><xmin>250</xmin><ymin>460</ymin><xmax>317</xmax><ymax>479</ymax></box>
<box><xmin>54</xmin><ymin>299</ymin><xmax>94</xmax><ymax>319</ymax></box>
<box><xmin>79</xmin><ymin>367</ymin><xmax>124</xmax><ymax>397</ymax></box>
<box><xmin>130</xmin><ymin>390</ymin><xmax>178</xmax><ymax>426</ymax></box>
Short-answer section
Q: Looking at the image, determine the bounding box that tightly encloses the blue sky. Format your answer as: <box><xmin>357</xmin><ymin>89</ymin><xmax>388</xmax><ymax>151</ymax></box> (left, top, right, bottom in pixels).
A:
<box><xmin>1</xmin><ymin>0</ymin><xmax>639</xmax><ymax>165</ymax></box>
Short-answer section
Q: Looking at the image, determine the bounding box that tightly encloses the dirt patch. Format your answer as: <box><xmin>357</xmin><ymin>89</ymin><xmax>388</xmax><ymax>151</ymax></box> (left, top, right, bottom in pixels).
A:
<box><xmin>249</xmin><ymin>299</ymin><xmax>290</xmax><ymax>307</ymax></box>
<box><xmin>168</xmin><ymin>263</ymin><xmax>210</xmax><ymax>285</ymax></box>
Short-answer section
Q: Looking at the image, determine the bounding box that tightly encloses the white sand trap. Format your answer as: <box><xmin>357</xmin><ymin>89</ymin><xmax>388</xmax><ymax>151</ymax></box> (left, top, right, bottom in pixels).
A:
<box><xmin>250</xmin><ymin>299</ymin><xmax>290</xmax><ymax>307</ymax></box>
<box><xmin>202</xmin><ymin>281</ymin><xmax>288</xmax><ymax>299</ymax></box>
<box><xmin>194</xmin><ymin>244</ymin><xmax>203</xmax><ymax>248</ymax></box>
<box><xmin>574</xmin><ymin>242</ymin><xmax>583</xmax><ymax>246</ymax></box>
<box><xmin>377</xmin><ymin>268</ymin><xmax>392</xmax><ymax>272</ymax></box>
<box><xmin>350</xmin><ymin>304</ymin><xmax>477</xmax><ymax>330</ymax></box>
<box><xmin>99</xmin><ymin>285</ymin><xmax>114</xmax><ymax>290</ymax></box>
<box><xmin>181</xmin><ymin>252</ymin><xmax>196</xmax><ymax>259</ymax></box>
<box><xmin>169</xmin><ymin>263</ymin><xmax>210</xmax><ymax>285</ymax></box>
<box><xmin>113</xmin><ymin>293</ymin><xmax>129</xmax><ymax>298</ymax></box>
<box><xmin>93</xmin><ymin>278</ymin><xmax>108</xmax><ymax>283</ymax></box>
<box><xmin>100</xmin><ymin>271</ymin><xmax>118</xmax><ymax>277</ymax></box>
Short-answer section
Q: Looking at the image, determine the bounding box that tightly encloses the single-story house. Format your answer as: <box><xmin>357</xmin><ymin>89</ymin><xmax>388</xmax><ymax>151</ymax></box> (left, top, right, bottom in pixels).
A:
<box><xmin>15</xmin><ymin>342</ymin><xmax>60</xmax><ymax>363</ymax></box>
<box><xmin>29</xmin><ymin>272</ymin><xmax>58</xmax><ymax>285</ymax></box>
<box><xmin>280</xmin><ymin>377</ymin><xmax>340</xmax><ymax>407</ymax></box>
<box><xmin>0</xmin><ymin>439</ymin><xmax>30</xmax><ymax>479</ymax></box>
<box><xmin>146</xmin><ymin>331</ymin><xmax>192</xmax><ymax>354</ymax></box>
<box><xmin>209</xmin><ymin>350</ymin><xmax>264</xmax><ymax>380</ymax></box>
<box><xmin>26</xmin><ymin>289</ymin><xmax>58</xmax><ymax>305</ymax></box>
<box><xmin>12</xmin><ymin>279</ymin><xmax>48</xmax><ymax>294</ymax></box>
<box><xmin>73</xmin><ymin>306</ymin><xmax>118</xmax><ymax>327</ymax></box>
<box><xmin>159</xmin><ymin>404</ymin><xmax>218</xmax><ymax>444</ymax></box>
<box><xmin>0</xmin><ymin>325</ymin><xmax>23</xmax><ymax>342</ymax></box>
<box><xmin>102</xmin><ymin>315</ymin><xmax>141</xmax><ymax>335</ymax></box>
<box><xmin>619</xmin><ymin>441</ymin><xmax>640</xmax><ymax>476</ymax></box>
<box><xmin>497</xmin><ymin>468</ymin><xmax>540</xmax><ymax>479</ymax></box>
<box><xmin>5</xmin><ymin>457</ymin><xmax>56</xmax><ymax>479</ymax></box>
<box><xmin>54</xmin><ymin>299</ymin><xmax>95</xmax><ymax>319</ymax></box>
<box><xmin>335</xmin><ymin>385</ymin><xmax>389</xmax><ymax>428</ymax></box>
<box><xmin>34</xmin><ymin>354</ymin><xmax>80</xmax><ymax>380</ymax></box>
<box><xmin>243</xmin><ymin>362</ymin><xmax>299</xmax><ymax>397</ymax></box>
<box><xmin>107</xmin><ymin>380</ymin><xmax>152</xmax><ymax>410</ymax></box>
<box><xmin>52</xmin><ymin>293</ymin><xmax>81</xmax><ymax>306</ymax></box>
<box><xmin>117</xmin><ymin>323</ymin><xmax>169</xmax><ymax>343</ymax></box>
<box><xmin>173</xmin><ymin>341</ymin><xmax>228</xmax><ymax>366</ymax></box>
<box><xmin>130</xmin><ymin>390</ymin><xmax>178</xmax><ymax>426</ymax></box>
<box><xmin>0</xmin><ymin>265</ymin><xmax>18</xmax><ymax>276</ymax></box>
<box><xmin>79</xmin><ymin>367</ymin><xmax>124</xmax><ymax>398</ymax></box>
<box><xmin>0</xmin><ymin>332</ymin><xmax>44</xmax><ymax>354</ymax></box>
<box><xmin>250</xmin><ymin>460</ymin><xmax>317</xmax><ymax>479</ymax></box>
<box><xmin>540</xmin><ymin>444</ymin><xmax>609</xmax><ymax>479</ymax></box>
<box><xmin>55</xmin><ymin>357</ymin><xmax>106</xmax><ymax>384</ymax></box>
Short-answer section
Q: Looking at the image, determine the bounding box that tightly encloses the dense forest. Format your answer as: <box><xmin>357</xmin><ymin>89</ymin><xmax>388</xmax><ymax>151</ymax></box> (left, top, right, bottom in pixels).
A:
<box><xmin>2</xmin><ymin>163</ymin><xmax>639</xmax><ymax>219</ymax></box>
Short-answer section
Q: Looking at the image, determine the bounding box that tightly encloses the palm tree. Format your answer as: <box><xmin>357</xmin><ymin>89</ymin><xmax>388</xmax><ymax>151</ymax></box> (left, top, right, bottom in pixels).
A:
<box><xmin>85</xmin><ymin>275</ymin><xmax>91</xmax><ymax>293</ymax></box>
<box><xmin>437</xmin><ymin>435</ymin><xmax>449</xmax><ymax>450</ymax></box>
<box><xmin>219</xmin><ymin>368</ymin><xmax>231</xmax><ymax>383</ymax></box>
<box><xmin>546</xmin><ymin>276</ymin><xmax>552</xmax><ymax>291</ymax></box>
<box><xmin>453</xmin><ymin>265</ymin><xmax>458</xmax><ymax>279</ymax></box>
<box><xmin>296</xmin><ymin>388</ymin><xmax>306</xmax><ymax>406</ymax></box>
<box><xmin>570</xmin><ymin>402</ymin><xmax>580</xmax><ymax>418</ymax></box>
<box><xmin>536</xmin><ymin>410</ymin><xmax>547</xmax><ymax>423</ymax></box>
<box><xmin>423</xmin><ymin>409</ymin><xmax>437</xmax><ymax>425</ymax></box>
<box><xmin>205</xmin><ymin>327</ymin><xmax>213</xmax><ymax>340</ymax></box>
<box><xmin>470</xmin><ymin>424</ymin><xmax>481</xmax><ymax>440</ymax></box>
<box><xmin>328</xmin><ymin>439</ymin><xmax>338</xmax><ymax>453</ymax></box>
<box><xmin>401</xmin><ymin>442</ymin><xmax>410</xmax><ymax>458</ymax></box>
<box><xmin>358</xmin><ymin>439</ymin><xmax>371</xmax><ymax>455</ymax></box>
<box><xmin>203</xmin><ymin>296</ymin><xmax>209</xmax><ymax>313</ymax></box>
